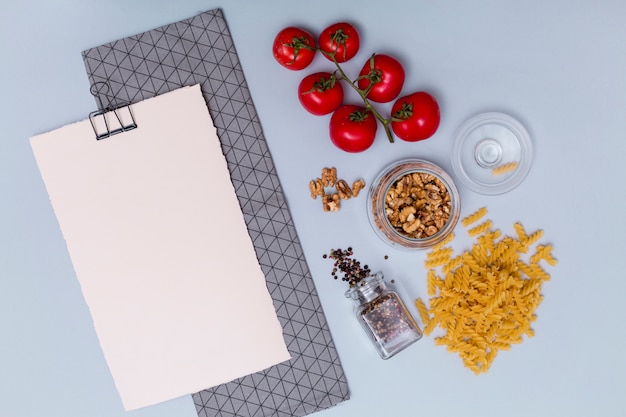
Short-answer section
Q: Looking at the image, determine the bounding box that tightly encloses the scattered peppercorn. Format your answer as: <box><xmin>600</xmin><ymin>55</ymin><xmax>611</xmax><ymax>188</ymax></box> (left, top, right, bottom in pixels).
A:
<box><xmin>325</xmin><ymin>248</ymin><xmax>371</xmax><ymax>287</ymax></box>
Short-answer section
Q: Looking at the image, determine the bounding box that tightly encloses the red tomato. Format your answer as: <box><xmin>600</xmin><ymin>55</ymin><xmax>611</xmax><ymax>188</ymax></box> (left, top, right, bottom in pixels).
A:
<box><xmin>329</xmin><ymin>105</ymin><xmax>377</xmax><ymax>153</ymax></box>
<box><xmin>357</xmin><ymin>54</ymin><xmax>405</xmax><ymax>103</ymax></box>
<box><xmin>318</xmin><ymin>22</ymin><xmax>360</xmax><ymax>63</ymax></box>
<box><xmin>390</xmin><ymin>92</ymin><xmax>440</xmax><ymax>142</ymax></box>
<box><xmin>272</xmin><ymin>27</ymin><xmax>316</xmax><ymax>70</ymax></box>
<box><xmin>298</xmin><ymin>72</ymin><xmax>344</xmax><ymax>116</ymax></box>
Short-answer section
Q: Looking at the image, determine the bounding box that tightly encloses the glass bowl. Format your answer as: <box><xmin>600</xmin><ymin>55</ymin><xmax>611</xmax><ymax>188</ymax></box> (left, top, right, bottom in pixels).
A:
<box><xmin>367</xmin><ymin>158</ymin><xmax>461</xmax><ymax>250</ymax></box>
<box><xmin>451</xmin><ymin>112</ymin><xmax>533</xmax><ymax>195</ymax></box>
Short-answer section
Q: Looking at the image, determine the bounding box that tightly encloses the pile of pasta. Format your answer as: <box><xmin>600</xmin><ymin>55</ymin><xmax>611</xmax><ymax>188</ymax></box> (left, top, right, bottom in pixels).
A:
<box><xmin>415</xmin><ymin>207</ymin><xmax>557</xmax><ymax>374</ymax></box>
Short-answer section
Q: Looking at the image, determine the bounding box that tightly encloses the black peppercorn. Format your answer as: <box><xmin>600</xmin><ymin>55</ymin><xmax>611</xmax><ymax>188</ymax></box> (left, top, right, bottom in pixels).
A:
<box><xmin>325</xmin><ymin>247</ymin><xmax>372</xmax><ymax>287</ymax></box>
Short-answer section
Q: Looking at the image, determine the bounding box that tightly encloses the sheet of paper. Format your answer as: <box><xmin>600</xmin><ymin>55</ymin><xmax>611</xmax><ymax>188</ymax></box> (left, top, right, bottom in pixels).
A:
<box><xmin>30</xmin><ymin>84</ymin><xmax>291</xmax><ymax>411</ymax></box>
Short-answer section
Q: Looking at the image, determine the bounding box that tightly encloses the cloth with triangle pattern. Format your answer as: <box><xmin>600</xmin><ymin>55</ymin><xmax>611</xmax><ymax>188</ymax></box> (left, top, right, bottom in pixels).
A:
<box><xmin>81</xmin><ymin>8</ymin><xmax>350</xmax><ymax>417</ymax></box>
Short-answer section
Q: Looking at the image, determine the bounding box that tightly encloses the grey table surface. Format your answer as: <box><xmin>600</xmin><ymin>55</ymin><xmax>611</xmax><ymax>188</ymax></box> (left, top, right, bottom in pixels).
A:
<box><xmin>2</xmin><ymin>1</ymin><xmax>625</xmax><ymax>416</ymax></box>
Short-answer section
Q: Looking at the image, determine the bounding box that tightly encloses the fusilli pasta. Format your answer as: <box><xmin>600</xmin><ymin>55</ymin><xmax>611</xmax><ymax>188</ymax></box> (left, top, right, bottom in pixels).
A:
<box><xmin>491</xmin><ymin>161</ymin><xmax>519</xmax><ymax>176</ymax></box>
<box><xmin>417</xmin><ymin>207</ymin><xmax>557</xmax><ymax>374</ymax></box>
<box><xmin>462</xmin><ymin>207</ymin><xmax>488</xmax><ymax>227</ymax></box>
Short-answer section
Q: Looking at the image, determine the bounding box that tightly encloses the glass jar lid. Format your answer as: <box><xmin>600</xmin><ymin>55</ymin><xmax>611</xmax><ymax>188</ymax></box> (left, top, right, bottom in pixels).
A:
<box><xmin>451</xmin><ymin>112</ymin><xmax>533</xmax><ymax>195</ymax></box>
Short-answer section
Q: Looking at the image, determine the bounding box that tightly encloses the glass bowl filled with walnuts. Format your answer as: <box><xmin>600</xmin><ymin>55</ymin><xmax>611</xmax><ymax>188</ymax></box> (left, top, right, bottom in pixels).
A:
<box><xmin>367</xmin><ymin>158</ymin><xmax>461</xmax><ymax>249</ymax></box>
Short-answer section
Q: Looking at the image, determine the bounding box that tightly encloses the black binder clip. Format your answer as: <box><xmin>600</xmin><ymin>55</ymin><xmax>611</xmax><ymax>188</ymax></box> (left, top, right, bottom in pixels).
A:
<box><xmin>88</xmin><ymin>82</ymin><xmax>138</xmax><ymax>140</ymax></box>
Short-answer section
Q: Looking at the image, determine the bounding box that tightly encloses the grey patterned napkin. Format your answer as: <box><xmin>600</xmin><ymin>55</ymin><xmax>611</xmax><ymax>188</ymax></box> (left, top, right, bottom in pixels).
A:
<box><xmin>81</xmin><ymin>8</ymin><xmax>350</xmax><ymax>417</ymax></box>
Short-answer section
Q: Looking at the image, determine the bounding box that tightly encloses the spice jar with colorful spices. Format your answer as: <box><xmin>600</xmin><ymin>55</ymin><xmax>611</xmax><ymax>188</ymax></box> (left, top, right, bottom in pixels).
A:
<box><xmin>325</xmin><ymin>248</ymin><xmax>422</xmax><ymax>359</ymax></box>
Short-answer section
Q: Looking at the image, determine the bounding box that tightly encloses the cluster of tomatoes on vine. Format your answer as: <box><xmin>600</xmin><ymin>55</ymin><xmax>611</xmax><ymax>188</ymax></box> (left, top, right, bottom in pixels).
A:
<box><xmin>272</xmin><ymin>22</ymin><xmax>441</xmax><ymax>153</ymax></box>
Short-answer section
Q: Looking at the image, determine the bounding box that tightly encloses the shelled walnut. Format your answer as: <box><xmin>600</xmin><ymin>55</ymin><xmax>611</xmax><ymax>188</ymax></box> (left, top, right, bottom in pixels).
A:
<box><xmin>321</xmin><ymin>167</ymin><xmax>337</xmax><ymax>187</ymax></box>
<box><xmin>309</xmin><ymin>178</ymin><xmax>324</xmax><ymax>199</ymax></box>
<box><xmin>335</xmin><ymin>180</ymin><xmax>352</xmax><ymax>199</ymax></box>
<box><xmin>385</xmin><ymin>172</ymin><xmax>451</xmax><ymax>239</ymax></box>
<box><xmin>309</xmin><ymin>167</ymin><xmax>365</xmax><ymax>212</ymax></box>
<box><xmin>352</xmin><ymin>179</ymin><xmax>365</xmax><ymax>197</ymax></box>
<box><xmin>323</xmin><ymin>193</ymin><xmax>341</xmax><ymax>212</ymax></box>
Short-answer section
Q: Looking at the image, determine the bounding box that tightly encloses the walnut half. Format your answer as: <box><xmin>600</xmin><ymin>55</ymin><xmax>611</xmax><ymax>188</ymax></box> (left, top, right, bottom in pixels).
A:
<box><xmin>321</xmin><ymin>167</ymin><xmax>337</xmax><ymax>187</ymax></box>
<box><xmin>335</xmin><ymin>179</ymin><xmax>352</xmax><ymax>200</ymax></box>
<box><xmin>309</xmin><ymin>178</ymin><xmax>324</xmax><ymax>199</ymax></box>
<box><xmin>352</xmin><ymin>179</ymin><xmax>365</xmax><ymax>197</ymax></box>
<box><xmin>323</xmin><ymin>193</ymin><xmax>341</xmax><ymax>212</ymax></box>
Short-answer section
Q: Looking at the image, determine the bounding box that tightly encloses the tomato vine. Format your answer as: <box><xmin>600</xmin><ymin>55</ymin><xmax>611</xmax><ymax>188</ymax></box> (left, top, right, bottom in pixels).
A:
<box><xmin>273</xmin><ymin>22</ymin><xmax>441</xmax><ymax>152</ymax></box>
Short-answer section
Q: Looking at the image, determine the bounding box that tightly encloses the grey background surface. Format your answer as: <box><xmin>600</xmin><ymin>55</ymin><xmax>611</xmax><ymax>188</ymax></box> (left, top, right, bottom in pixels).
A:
<box><xmin>2</xmin><ymin>1</ymin><xmax>626</xmax><ymax>417</ymax></box>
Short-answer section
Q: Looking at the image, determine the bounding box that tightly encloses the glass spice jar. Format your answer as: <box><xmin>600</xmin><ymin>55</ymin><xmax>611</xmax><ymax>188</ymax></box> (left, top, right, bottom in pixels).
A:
<box><xmin>345</xmin><ymin>272</ymin><xmax>422</xmax><ymax>359</ymax></box>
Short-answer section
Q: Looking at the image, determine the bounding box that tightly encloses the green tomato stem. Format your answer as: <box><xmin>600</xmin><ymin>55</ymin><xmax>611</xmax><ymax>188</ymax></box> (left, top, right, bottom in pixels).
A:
<box><xmin>319</xmin><ymin>49</ymin><xmax>395</xmax><ymax>144</ymax></box>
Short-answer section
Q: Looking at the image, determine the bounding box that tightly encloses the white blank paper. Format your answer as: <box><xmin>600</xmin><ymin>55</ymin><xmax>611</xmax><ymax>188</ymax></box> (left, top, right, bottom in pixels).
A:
<box><xmin>30</xmin><ymin>84</ymin><xmax>291</xmax><ymax>410</ymax></box>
